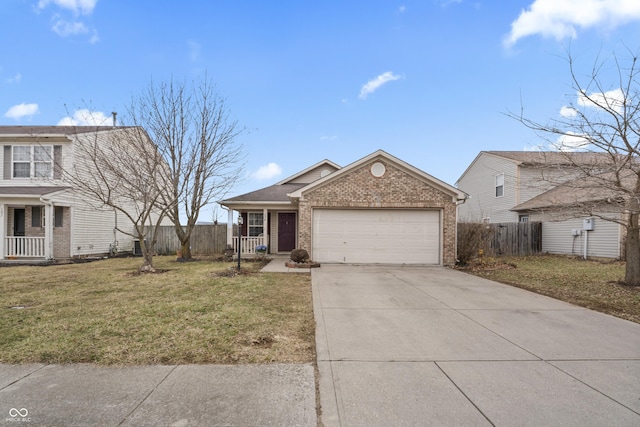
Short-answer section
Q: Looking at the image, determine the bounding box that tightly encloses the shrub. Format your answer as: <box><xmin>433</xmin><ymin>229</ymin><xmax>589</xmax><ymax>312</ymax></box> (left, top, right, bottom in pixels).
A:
<box><xmin>290</xmin><ymin>248</ymin><xmax>310</xmax><ymax>263</ymax></box>
<box><xmin>457</xmin><ymin>222</ymin><xmax>494</xmax><ymax>265</ymax></box>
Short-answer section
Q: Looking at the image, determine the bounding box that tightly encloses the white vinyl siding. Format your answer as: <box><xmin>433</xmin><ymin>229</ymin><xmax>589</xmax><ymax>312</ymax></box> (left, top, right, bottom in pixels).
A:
<box><xmin>287</xmin><ymin>166</ymin><xmax>339</xmax><ymax>184</ymax></box>
<box><xmin>538</xmin><ymin>216</ymin><xmax>621</xmax><ymax>259</ymax></box>
<box><xmin>312</xmin><ymin>209</ymin><xmax>440</xmax><ymax>264</ymax></box>
<box><xmin>457</xmin><ymin>154</ymin><xmax>519</xmax><ymax>223</ymax></box>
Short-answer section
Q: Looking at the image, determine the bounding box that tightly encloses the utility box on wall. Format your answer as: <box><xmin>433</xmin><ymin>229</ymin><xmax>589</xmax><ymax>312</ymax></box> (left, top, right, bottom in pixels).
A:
<box><xmin>583</xmin><ymin>218</ymin><xmax>595</xmax><ymax>231</ymax></box>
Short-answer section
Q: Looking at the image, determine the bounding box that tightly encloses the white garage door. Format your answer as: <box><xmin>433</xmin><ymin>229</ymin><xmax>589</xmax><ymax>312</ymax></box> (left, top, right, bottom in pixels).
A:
<box><xmin>312</xmin><ymin>209</ymin><xmax>440</xmax><ymax>264</ymax></box>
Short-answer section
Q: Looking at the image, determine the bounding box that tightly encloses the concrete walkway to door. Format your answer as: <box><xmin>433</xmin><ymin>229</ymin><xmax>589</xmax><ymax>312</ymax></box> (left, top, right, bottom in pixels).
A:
<box><xmin>312</xmin><ymin>264</ymin><xmax>640</xmax><ymax>426</ymax></box>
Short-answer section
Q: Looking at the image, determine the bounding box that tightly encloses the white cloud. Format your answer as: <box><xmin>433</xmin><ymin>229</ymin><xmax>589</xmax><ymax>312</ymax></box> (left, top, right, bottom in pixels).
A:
<box><xmin>398</xmin><ymin>5</ymin><xmax>406</xmax><ymax>13</ymax></box>
<box><xmin>5</xmin><ymin>103</ymin><xmax>39</xmax><ymax>120</ymax></box>
<box><xmin>577</xmin><ymin>88</ymin><xmax>625</xmax><ymax>113</ymax></box>
<box><xmin>38</xmin><ymin>0</ymin><xmax>98</xmax><ymax>15</ymax></box>
<box><xmin>359</xmin><ymin>71</ymin><xmax>402</xmax><ymax>99</ymax></box>
<box><xmin>38</xmin><ymin>1</ymin><xmax>98</xmax><ymax>42</ymax></box>
<box><xmin>553</xmin><ymin>131</ymin><xmax>590</xmax><ymax>151</ymax></box>
<box><xmin>6</xmin><ymin>72</ymin><xmax>22</xmax><ymax>84</ymax></box>
<box><xmin>57</xmin><ymin>109</ymin><xmax>112</xmax><ymax>126</ymax></box>
<box><xmin>559</xmin><ymin>106</ymin><xmax>578</xmax><ymax>117</ymax></box>
<box><xmin>252</xmin><ymin>162</ymin><xmax>282</xmax><ymax>180</ymax></box>
<box><xmin>504</xmin><ymin>0</ymin><xmax>640</xmax><ymax>47</ymax></box>
<box><xmin>52</xmin><ymin>17</ymin><xmax>88</xmax><ymax>36</ymax></box>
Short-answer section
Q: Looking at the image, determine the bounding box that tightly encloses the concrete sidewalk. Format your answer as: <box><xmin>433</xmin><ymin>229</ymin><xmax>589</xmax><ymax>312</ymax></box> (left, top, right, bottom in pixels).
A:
<box><xmin>1</xmin><ymin>363</ymin><xmax>315</xmax><ymax>426</ymax></box>
<box><xmin>313</xmin><ymin>264</ymin><xmax>640</xmax><ymax>426</ymax></box>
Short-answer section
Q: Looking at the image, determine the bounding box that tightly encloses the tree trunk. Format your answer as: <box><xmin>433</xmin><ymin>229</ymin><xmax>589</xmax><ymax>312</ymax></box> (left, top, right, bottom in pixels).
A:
<box><xmin>625</xmin><ymin>217</ymin><xmax>640</xmax><ymax>286</ymax></box>
<box><xmin>181</xmin><ymin>241</ymin><xmax>192</xmax><ymax>259</ymax></box>
<box><xmin>173</xmin><ymin>221</ymin><xmax>195</xmax><ymax>260</ymax></box>
<box><xmin>139</xmin><ymin>250</ymin><xmax>156</xmax><ymax>273</ymax></box>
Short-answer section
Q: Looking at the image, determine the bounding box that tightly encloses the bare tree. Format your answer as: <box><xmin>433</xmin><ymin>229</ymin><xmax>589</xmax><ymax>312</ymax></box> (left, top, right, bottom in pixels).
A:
<box><xmin>509</xmin><ymin>48</ymin><xmax>640</xmax><ymax>285</ymax></box>
<box><xmin>126</xmin><ymin>76</ymin><xmax>244</xmax><ymax>260</ymax></box>
<box><xmin>69</xmin><ymin>126</ymin><xmax>174</xmax><ymax>272</ymax></box>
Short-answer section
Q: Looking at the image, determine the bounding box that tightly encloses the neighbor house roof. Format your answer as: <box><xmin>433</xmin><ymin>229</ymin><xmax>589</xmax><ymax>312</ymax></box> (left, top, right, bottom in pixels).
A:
<box><xmin>0</xmin><ymin>186</ymin><xmax>70</xmax><ymax>197</ymax></box>
<box><xmin>512</xmin><ymin>170</ymin><xmax>631</xmax><ymax>211</ymax></box>
<box><xmin>0</xmin><ymin>126</ymin><xmax>129</xmax><ymax>137</ymax></box>
<box><xmin>457</xmin><ymin>150</ymin><xmax>621</xmax><ymax>185</ymax></box>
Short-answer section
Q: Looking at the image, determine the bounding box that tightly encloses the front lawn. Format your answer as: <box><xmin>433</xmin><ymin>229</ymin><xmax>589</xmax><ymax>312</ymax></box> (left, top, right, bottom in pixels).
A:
<box><xmin>0</xmin><ymin>256</ymin><xmax>315</xmax><ymax>365</ymax></box>
<box><xmin>462</xmin><ymin>255</ymin><xmax>640</xmax><ymax>324</ymax></box>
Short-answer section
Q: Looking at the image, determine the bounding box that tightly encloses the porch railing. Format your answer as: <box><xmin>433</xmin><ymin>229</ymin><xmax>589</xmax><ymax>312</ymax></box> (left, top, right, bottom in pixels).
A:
<box><xmin>232</xmin><ymin>235</ymin><xmax>268</xmax><ymax>255</ymax></box>
<box><xmin>5</xmin><ymin>237</ymin><xmax>46</xmax><ymax>258</ymax></box>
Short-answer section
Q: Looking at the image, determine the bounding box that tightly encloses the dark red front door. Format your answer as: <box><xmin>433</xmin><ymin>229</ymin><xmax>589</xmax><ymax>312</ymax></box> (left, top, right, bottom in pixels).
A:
<box><xmin>278</xmin><ymin>213</ymin><xmax>296</xmax><ymax>252</ymax></box>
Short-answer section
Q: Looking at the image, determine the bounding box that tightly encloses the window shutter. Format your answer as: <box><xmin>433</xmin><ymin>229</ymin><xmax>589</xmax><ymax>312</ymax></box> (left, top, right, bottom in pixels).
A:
<box><xmin>53</xmin><ymin>145</ymin><xmax>62</xmax><ymax>179</ymax></box>
<box><xmin>3</xmin><ymin>146</ymin><xmax>10</xmax><ymax>180</ymax></box>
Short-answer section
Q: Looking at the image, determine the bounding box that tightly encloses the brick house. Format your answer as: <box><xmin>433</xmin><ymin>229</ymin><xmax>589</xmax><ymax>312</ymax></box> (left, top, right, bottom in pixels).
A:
<box><xmin>219</xmin><ymin>150</ymin><xmax>467</xmax><ymax>265</ymax></box>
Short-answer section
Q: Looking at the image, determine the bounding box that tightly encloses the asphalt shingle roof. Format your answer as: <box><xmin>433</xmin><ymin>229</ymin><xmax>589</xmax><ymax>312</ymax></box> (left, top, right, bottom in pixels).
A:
<box><xmin>221</xmin><ymin>183</ymin><xmax>306</xmax><ymax>203</ymax></box>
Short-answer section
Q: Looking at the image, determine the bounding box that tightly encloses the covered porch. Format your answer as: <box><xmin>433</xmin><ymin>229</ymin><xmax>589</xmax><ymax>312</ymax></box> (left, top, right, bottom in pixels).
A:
<box><xmin>0</xmin><ymin>187</ymin><xmax>69</xmax><ymax>260</ymax></box>
<box><xmin>224</xmin><ymin>207</ymin><xmax>298</xmax><ymax>256</ymax></box>
<box><xmin>219</xmin><ymin>181</ymin><xmax>302</xmax><ymax>257</ymax></box>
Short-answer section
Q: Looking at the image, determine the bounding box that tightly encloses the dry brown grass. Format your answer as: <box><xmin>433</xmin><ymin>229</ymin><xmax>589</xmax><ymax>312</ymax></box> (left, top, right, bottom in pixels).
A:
<box><xmin>461</xmin><ymin>255</ymin><xmax>639</xmax><ymax>324</ymax></box>
<box><xmin>0</xmin><ymin>256</ymin><xmax>315</xmax><ymax>365</ymax></box>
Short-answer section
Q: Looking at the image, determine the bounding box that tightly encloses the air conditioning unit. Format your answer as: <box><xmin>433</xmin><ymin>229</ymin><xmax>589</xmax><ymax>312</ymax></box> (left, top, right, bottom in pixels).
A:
<box><xmin>133</xmin><ymin>240</ymin><xmax>145</xmax><ymax>256</ymax></box>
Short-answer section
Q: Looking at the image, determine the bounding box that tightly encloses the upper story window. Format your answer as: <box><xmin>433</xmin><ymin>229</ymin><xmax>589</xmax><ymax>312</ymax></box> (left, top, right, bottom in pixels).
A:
<box><xmin>12</xmin><ymin>146</ymin><xmax>53</xmax><ymax>179</ymax></box>
<box><xmin>248</xmin><ymin>212</ymin><xmax>264</xmax><ymax>237</ymax></box>
<box><xmin>495</xmin><ymin>173</ymin><xmax>504</xmax><ymax>198</ymax></box>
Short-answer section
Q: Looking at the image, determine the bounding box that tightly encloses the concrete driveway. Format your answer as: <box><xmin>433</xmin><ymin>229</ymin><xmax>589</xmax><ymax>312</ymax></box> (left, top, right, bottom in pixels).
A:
<box><xmin>313</xmin><ymin>264</ymin><xmax>640</xmax><ymax>426</ymax></box>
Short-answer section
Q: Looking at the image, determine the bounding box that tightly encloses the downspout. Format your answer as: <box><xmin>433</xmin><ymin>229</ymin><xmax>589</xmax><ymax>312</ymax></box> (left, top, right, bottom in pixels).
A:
<box><xmin>111</xmin><ymin>208</ymin><xmax>118</xmax><ymax>256</ymax></box>
<box><xmin>39</xmin><ymin>195</ymin><xmax>54</xmax><ymax>260</ymax></box>
<box><xmin>583</xmin><ymin>229</ymin><xmax>588</xmax><ymax>260</ymax></box>
<box><xmin>454</xmin><ymin>196</ymin><xmax>468</xmax><ymax>264</ymax></box>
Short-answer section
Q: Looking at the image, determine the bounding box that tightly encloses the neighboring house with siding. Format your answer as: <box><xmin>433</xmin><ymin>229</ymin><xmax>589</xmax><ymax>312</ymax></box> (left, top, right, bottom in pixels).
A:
<box><xmin>456</xmin><ymin>151</ymin><xmax>624</xmax><ymax>259</ymax></box>
<box><xmin>0</xmin><ymin>126</ymin><xmax>152</xmax><ymax>261</ymax></box>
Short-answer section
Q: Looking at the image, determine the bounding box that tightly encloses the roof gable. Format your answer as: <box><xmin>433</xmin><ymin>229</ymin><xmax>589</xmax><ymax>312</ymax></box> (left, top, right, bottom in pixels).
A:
<box><xmin>276</xmin><ymin>159</ymin><xmax>341</xmax><ymax>185</ymax></box>
<box><xmin>289</xmin><ymin>149</ymin><xmax>466</xmax><ymax>201</ymax></box>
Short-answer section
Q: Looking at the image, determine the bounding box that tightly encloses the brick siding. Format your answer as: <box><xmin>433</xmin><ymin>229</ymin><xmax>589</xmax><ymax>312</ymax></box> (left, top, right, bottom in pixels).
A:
<box><xmin>297</xmin><ymin>159</ymin><xmax>459</xmax><ymax>265</ymax></box>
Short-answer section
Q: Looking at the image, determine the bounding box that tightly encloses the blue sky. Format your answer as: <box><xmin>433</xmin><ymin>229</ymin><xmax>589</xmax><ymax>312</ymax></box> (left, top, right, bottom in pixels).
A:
<box><xmin>2</xmin><ymin>1</ymin><xmax>640</xmax><ymax>220</ymax></box>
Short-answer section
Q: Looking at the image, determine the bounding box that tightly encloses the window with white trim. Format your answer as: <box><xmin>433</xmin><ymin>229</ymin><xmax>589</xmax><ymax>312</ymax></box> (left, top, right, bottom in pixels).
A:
<box><xmin>519</xmin><ymin>214</ymin><xmax>529</xmax><ymax>223</ymax></box>
<box><xmin>495</xmin><ymin>173</ymin><xmax>504</xmax><ymax>197</ymax></box>
<box><xmin>13</xmin><ymin>146</ymin><xmax>53</xmax><ymax>178</ymax></box>
<box><xmin>248</xmin><ymin>212</ymin><xmax>264</xmax><ymax>237</ymax></box>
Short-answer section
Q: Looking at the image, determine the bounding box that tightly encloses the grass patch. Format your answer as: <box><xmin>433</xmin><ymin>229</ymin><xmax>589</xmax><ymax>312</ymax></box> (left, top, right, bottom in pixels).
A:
<box><xmin>0</xmin><ymin>256</ymin><xmax>315</xmax><ymax>365</ymax></box>
<box><xmin>461</xmin><ymin>255</ymin><xmax>640</xmax><ymax>324</ymax></box>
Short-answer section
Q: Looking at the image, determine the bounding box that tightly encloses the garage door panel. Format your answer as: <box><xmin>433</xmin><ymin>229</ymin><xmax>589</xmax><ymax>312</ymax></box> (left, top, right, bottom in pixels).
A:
<box><xmin>312</xmin><ymin>209</ymin><xmax>440</xmax><ymax>264</ymax></box>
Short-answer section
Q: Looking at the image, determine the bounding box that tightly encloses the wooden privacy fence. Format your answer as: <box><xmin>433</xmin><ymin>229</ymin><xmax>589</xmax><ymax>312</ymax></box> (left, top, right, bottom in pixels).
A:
<box><xmin>458</xmin><ymin>222</ymin><xmax>542</xmax><ymax>258</ymax></box>
<box><xmin>149</xmin><ymin>224</ymin><xmax>231</xmax><ymax>255</ymax></box>
<box><xmin>490</xmin><ymin>222</ymin><xmax>542</xmax><ymax>256</ymax></box>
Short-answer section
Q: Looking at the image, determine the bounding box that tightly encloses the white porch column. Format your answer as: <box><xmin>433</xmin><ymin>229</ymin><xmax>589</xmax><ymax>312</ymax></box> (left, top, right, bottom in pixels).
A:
<box><xmin>44</xmin><ymin>204</ymin><xmax>54</xmax><ymax>259</ymax></box>
<box><xmin>263</xmin><ymin>208</ymin><xmax>268</xmax><ymax>250</ymax></box>
<box><xmin>0</xmin><ymin>203</ymin><xmax>5</xmax><ymax>260</ymax></box>
<box><xmin>226</xmin><ymin>208</ymin><xmax>233</xmax><ymax>247</ymax></box>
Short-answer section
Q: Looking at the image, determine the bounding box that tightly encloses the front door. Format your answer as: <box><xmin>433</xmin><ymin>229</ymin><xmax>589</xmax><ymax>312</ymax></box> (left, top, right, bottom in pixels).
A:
<box><xmin>13</xmin><ymin>209</ymin><xmax>25</xmax><ymax>237</ymax></box>
<box><xmin>278</xmin><ymin>212</ymin><xmax>296</xmax><ymax>252</ymax></box>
